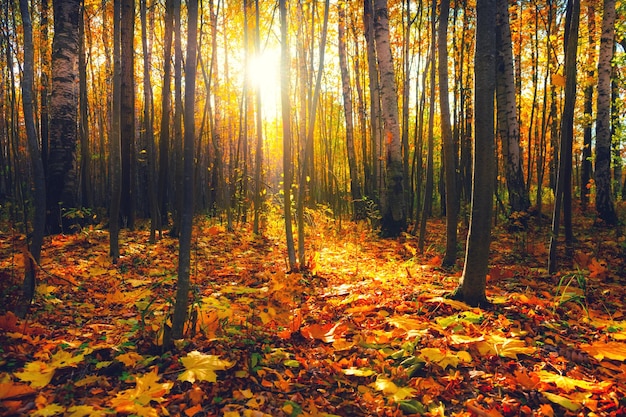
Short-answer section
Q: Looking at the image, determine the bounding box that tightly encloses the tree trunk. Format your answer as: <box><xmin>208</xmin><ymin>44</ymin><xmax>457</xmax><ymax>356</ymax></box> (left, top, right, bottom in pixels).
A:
<box><xmin>18</xmin><ymin>0</ymin><xmax>46</xmax><ymax>317</ymax></box>
<box><xmin>548</xmin><ymin>0</ymin><xmax>580</xmax><ymax>273</ymax></box>
<box><xmin>46</xmin><ymin>0</ymin><xmax>80</xmax><ymax>234</ymax></box>
<box><xmin>170</xmin><ymin>0</ymin><xmax>198</xmax><ymax>343</ymax></box>
<box><xmin>280</xmin><ymin>0</ymin><xmax>296</xmax><ymax>269</ymax></box>
<box><xmin>78</xmin><ymin>3</ymin><xmax>91</xmax><ymax>209</ymax></box>
<box><xmin>438</xmin><ymin>0</ymin><xmax>459</xmax><ymax>267</ymax></box>
<box><xmin>141</xmin><ymin>0</ymin><xmax>160</xmax><ymax>242</ymax></box>
<box><xmin>454</xmin><ymin>0</ymin><xmax>496</xmax><ymax>307</ymax></box>
<box><xmin>594</xmin><ymin>0</ymin><xmax>617</xmax><ymax>225</ymax></box>
<box><xmin>110</xmin><ymin>0</ymin><xmax>122</xmax><ymax>261</ymax></box>
<box><xmin>170</xmin><ymin>0</ymin><xmax>183</xmax><ymax>237</ymax></box>
<box><xmin>158</xmin><ymin>0</ymin><xmax>174</xmax><ymax>230</ymax></box>
<box><xmin>374</xmin><ymin>0</ymin><xmax>407</xmax><ymax>237</ymax></box>
<box><xmin>252</xmin><ymin>0</ymin><xmax>264</xmax><ymax>234</ymax></box>
<box><xmin>495</xmin><ymin>0</ymin><xmax>529</xmax><ymax>214</ymax></box>
<box><xmin>363</xmin><ymin>0</ymin><xmax>381</xmax><ymax>203</ymax></box>
<box><xmin>418</xmin><ymin>0</ymin><xmax>436</xmax><ymax>250</ymax></box>
<box><xmin>338</xmin><ymin>1</ymin><xmax>363</xmax><ymax>220</ymax></box>
<box><xmin>120</xmin><ymin>0</ymin><xmax>135</xmax><ymax>229</ymax></box>
<box><xmin>581</xmin><ymin>2</ymin><xmax>595</xmax><ymax>211</ymax></box>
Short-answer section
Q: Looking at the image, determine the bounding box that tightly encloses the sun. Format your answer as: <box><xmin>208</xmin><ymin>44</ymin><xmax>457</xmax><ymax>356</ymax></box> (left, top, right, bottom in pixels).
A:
<box><xmin>247</xmin><ymin>48</ymin><xmax>281</xmax><ymax>116</ymax></box>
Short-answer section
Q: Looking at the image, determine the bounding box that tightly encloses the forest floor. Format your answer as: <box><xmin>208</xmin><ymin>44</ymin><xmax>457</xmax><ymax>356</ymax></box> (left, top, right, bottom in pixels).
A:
<box><xmin>1</xmin><ymin>204</ymin><xmax>626</xmax><ymax>417</ymax></box>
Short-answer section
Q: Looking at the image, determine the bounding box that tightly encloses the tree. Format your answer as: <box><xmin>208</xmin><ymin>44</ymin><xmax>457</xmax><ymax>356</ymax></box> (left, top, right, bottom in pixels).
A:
<box><xmin>141</xmin><ymin>0</ymin><xmax>160</xmax><ymax>243</ymax></box>
<box><xmin>438</xmin><ymin>0</ymin><xmax>459</xmax><ymax>267</ymax></box>
<box><xmin>17</xmin><ymin>0</ymin><xmax>46</xmax><ymax>317</ymax></box>
<box><xmin>548</xmin><ymin>0</ymin><xmax>580</xmax><ymax>273</ymax></box>
<box><xmin>453</xmin><ymin>0</ymin><xmax>496</xmax><ymax>307</ymax></box>
<box><xmin>581</xmin><ymin>2</ymin><xmax>596</xmax><ymax>211</ymax></box>
<box><xmin>338</xmin><ymin>0</ymin><xmax>363</xmax><ymax>220</ymax></box>
<box><xmin>280</xmin><ymin>0</ymin><xmax>296</xmax><ymax>269</ymax></box>
<box><xmin>46</xmin><ymin>0</ymin><xmax>80</xmax><ymax>234</ymax></box>
<box><xmin>374</xmin><ymin>0</ymin><xmax>407</xmax><ymax>237</ymax></box>
<box><xmin>120</xmin><ymin>0</ymin><xmax>135</xmax><ymax>229</ymax></box>
<box><xmin>252</xmin><ymin>0</ymin><xmax>264</xmax><ymax>234</ymax></box>
<box><xmin>495</xmin><ymin>0</ymin><xmax>529</xmax><ymax>214</ymax></box>
<box><xmin>170</xmin><ymin>0</ymin><xmax>198</xmax><ymax>342</ymax></box>
<box><xmin>110</xmin><ymin>0</ymin><xmax>122</xmax><ymax>261</ymax></box>
<box><xmin>594</xmin><ymin>0</ymin><xmax>618</xmax><ymax>225</ymax></box>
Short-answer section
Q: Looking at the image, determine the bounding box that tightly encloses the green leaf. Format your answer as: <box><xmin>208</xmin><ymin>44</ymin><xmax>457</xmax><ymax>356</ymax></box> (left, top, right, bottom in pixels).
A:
<box><xmin>542</xmin><ymin>392</ymin><xmax>582</xmax><ymax>411</ymax></box>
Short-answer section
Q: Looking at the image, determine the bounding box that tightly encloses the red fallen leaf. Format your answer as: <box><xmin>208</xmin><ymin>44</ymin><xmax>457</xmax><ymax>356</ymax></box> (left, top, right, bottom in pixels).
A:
<box><xmin>300</xmin><ymin>321</ymin><xmax>347</xmax><ymax>343</ymax></box>
<box><xmin>588</xmin><ymin>258</ymin><xmax>608</xmax><ymax>279</ymax></box>
<box><xmin>184</xmin><ymin>404</ymin><xmax>203</xmax><ymax>417</ymax></box>
<box><xmin>427</xmin><ymin>255</ymin><xmax>442</xmax><ymax>266</ymax></box>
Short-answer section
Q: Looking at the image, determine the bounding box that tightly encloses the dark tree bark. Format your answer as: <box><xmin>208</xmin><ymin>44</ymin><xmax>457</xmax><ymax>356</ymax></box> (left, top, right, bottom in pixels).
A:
<box><xmin>18</xmin><ymin>0</ymin><xmax>46</xmax><ymax>317</ymax></box>
<box><xmin>548</xmin><ymin>0</ymin><xmax>580</xmax><ymax>273</ymax></box>
<box><xmin>581</xmin><ymin>3</ymin><xmax>595</xmax><ymax>211</ymax></box>
<box><xmin>374</xmin><ymin>0</ymin><xmax>407</xmax><ymax>237</ymax></box>
<box><xmin>46</xmin><ymin>0</ymin><xmax>80</xmax><ymax>234</ymax></box>
<box><xmin>170</xmin><ymin>0</ymin><xmax>198</xmax><ymax>343</ymax></box>
<box><xmin>158</xmin><ymin>0</ymin><xmax>174</xmax><ymax>230</ymax></box>
<box><xmin>454</xmin><ymin>0</ymin><xmax>496</xmax><ymax>307</ymax></box>
<box><xmin>438</xmin><ymin>0</ymin><xmax>459</xmax><ymax>267</ymax></box>
<box><xmin>120</xmin><ymin>0</ymin><xmax>135</xmax><ymax>229</ymax></box>
<box><xmin>338</xmin><ymin>1</ymin><xmax>363</xmax><ymax>220</ymax></box>
<box><xmin>78</xmin><ymin>2</ymin><xmax>91</xmax><ymax>209</ymax></box>
<box><xmin>280</xmin><ymin>0</ymin><xmax>296</xmax><ymax>269</ymax></box>
<box><xmin>110</xmin><ymin>0</ymin><xmax>122</xmax><ymax>261</ymax></box>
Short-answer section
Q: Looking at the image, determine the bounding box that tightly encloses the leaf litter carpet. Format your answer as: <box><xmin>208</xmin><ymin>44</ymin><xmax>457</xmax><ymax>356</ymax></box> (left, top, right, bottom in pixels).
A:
<box><xmin>1</xmin><ymin>210</ymin><xmax>625</xmax><ymax>416</ymax></box>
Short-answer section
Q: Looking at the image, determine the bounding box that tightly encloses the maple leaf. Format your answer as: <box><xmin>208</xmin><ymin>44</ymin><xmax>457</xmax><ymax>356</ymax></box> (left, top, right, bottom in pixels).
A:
<box><xmin>66</xmin><ymin>405</ymin><xmax>110</xmax><ymax>417</ymax></box>
<box><xmin>110</xmin><ymin>368</ymin><xmax>173</xmax><ymax>417</ymax></box>
<box><xmin>31</xmin><ymin>403</ymin><xmax>65</xmax><ymax>416</ymax></box>
<box><xmin>580</xmin><ymin>341</ymin><xmax>626</xmax><ymax>361</ymax></box>
<box><xmin>49</xmin><ymin>350</ymin><xmax>85</xmax><ymax>368</ymax></box>
<box><xmin>418</xmin><ymin>348</ymin><xmax>472</xmax><ymax>369</ymax></box>
<box><xmin>178</xmin><ymin>350</ymin><xmax>234</xmax><ymax>383</ymax></box>
<box><xmin>14</xmin><ymin>361</ymin><xmax>56</xmax><ymax>388</ymax></box>
<box><xmin>370</xmin><ymin>376</ymin><xmax>417</xmax><ymax>402</ymax></box>
<box><xmin>476</xmin><ymin>334</ymin><xmax>535</xmax><ymax>359</ymax></box>
<box><xmin>534</xmin><ymin>370</ymin><xmax>612</xmax><ymax>393</ymax></box>
<box><xmin>0</xmin><ymin>382</ymin><xmax>35</xmax><ymax>400</ymax></box>
<box><xmin>300</xmin><ymin>321</ymin><xmax>346</xmax><ymax>343</ymax></box>
<box><xmin>116</xmin><ymin>351</ymin><xmax>145</xmax><ymax>368</ymax></box>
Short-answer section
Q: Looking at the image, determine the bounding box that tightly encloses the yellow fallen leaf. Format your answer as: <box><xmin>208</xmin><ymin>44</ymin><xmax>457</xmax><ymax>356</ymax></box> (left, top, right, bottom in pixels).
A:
<box><xmin>542</xmin><ymin>392</ymin><xmax>581</xmax><ymax>411</ymax></box>
<box><xmin>31</xmin><ymin>403</ymin><xmax>65</xmax><ymax>416</ymax></box>
<box><xmin>117</xmin><ymin>351</ymin><xmax>144</xmax><ymax>368</ymax></box>
<box><xmin>534</xmin><ymin>370</ymin><xmax>612</xmax><ymax>393</ymax></box>
<box><xmin>476</xmin><ymin>334</ymin><xmax>535</xmax><ymax>359</ymax></box>
<box><xmin>14</xmin><ymin>361</ymin><xmax>56</xmax><ymax>388</ymax></box>
<box><xmin>66</xmin><ymin>405</ymin><xmax>110</xmax><ymax>417</ymax></box>
<box><xmin>580</xmin><ymin>341</ymin><xmax>626</xmax><ymax>361</ymax></box>
<box><xmin>178</xmin><ymin>350</ymin><xmax>234</xmax><ymax>383</ymax></box>
<box><xmin>419</xmin><ymin>348</ymin><xmax>471</xmax><ymax>369</ymax></box>
<box><xmin>110</xmin><ymin>368</ymin><xmax>173</xmax><ymax>416</ymax></box>
<box><xmin>49</xmin><ymin>350</ymin><xmax>85</xmax><ymax>368</ymax></box>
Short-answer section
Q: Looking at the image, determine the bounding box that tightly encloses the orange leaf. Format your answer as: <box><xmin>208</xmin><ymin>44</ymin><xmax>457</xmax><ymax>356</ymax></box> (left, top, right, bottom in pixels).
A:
<box><xmin>300</xmin><ymin>321</ymin><xmax>346</xmax><ymax>343</ymax></box>
<box><xmin>588</xmin><ymin>258</ymin><xmax>607</xmax><ymax>279</ymax></box>
<box><xmin>184</xmin><ymin>404</ymin><xmax>203</xmax><ymax>417</ymax></box>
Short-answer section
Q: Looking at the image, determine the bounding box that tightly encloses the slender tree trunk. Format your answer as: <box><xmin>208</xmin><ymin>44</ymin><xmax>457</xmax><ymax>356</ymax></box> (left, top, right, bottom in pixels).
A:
<box><xmin>548</xmin><ymin>0</ymin><xmax>580</xmax><ymax>273</ymax></box>
<box><xmin>171</xmin><ymin>0</ymin><xmax>198</xmax><ymax>343</ymax></box>
<box><xmin>594</xmin><ymin>0</ymin><xmax>617</xmax><ymax>225</ymax></box>
<box><xmin>581</xmin><ymin>2</ymin><xmax>595</xmax><ymax>211</ymax></box>
<box><xmin>280</xmin><ymin>0</ymin><xmax>296</xmax><ymax>269</ymax></box>
<box><xmin>46</xmin><ymin>0</ymin><xmax>80</xmax><ymax>234</ymax></box>
<box><xmin>495</xmin><ymin>0</ymin><xmax>529</xmax><ymax>214</ymax></box>
<box><xmin>158</xmin><ymin>0</ymin><xmax>173</xmax><ymax>229</ymax></box>
<box><xmin>170</xmin><ymin>0</ymin><xmax>183</xmax><ymax>237</ymax></box>
<box><xmin>296</xmin><ymin>0</ymin><xmax>329</xmax><ymax>266</ymax></box>
<box><xmin>454</xmin><ymin>0</ymin><xmax>496</xmax><ymax>307</ymax></box>
<box><xmin>78</xmin><ymin>2</ymin><xmax>91</xmax><ymax>209</ymax></box>
<box><xmin>120</xmin><ymin>0</ymin><xmax>135</xmax><ymax>229</ymax></box>
<box><xmin>338</xmin><ymin>0</ymin><xmax>363</xmax><ymax>220</ymax></box>
<box><xmin>438</xmin><ymin>0</ymin><xmax>458</xmax><ymax>266</ymax></box>
<box><xmin>110</xmin><ymin>0</ymin><xmax>122</xmax><ymax>261</ymax></box>
<box><xmin>374</xmin><ymin>0</ymin><xmax>407</xmax><ymax>237</ymax></box>
<box><xmin>364</xmin><ymin>0</ymin><xmax>381</xmax><ymax>203</ymax></box>
<box><xmin>252</xmin><ymin>0</ymin><xmax>264</xmax><ymax>234</ymax></box>
<box><xmin>18</xmin><ymin>0</ymin><xmax>46</xmax><ymax>317</ymax></box>
<box><xmin>418</xmin><ymin>0</ymin><xmax>436</xmax><ymax>250</ymax></box>
<box><xmin>141</xmin><ymin>0</ymin><xmax>160</xmax><ymax>242</ymax></box>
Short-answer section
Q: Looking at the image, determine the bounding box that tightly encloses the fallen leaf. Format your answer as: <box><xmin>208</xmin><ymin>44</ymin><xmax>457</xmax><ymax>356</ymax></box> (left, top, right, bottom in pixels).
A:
<box><xmin>178</xmin><ymin>350</ymin><xmax>234</xmax><ymax>383</ymax></box>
